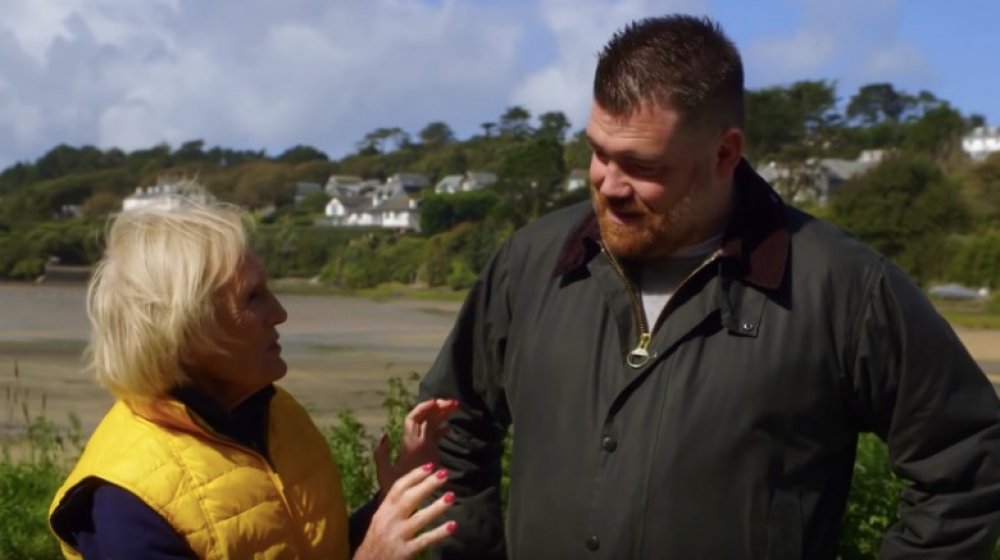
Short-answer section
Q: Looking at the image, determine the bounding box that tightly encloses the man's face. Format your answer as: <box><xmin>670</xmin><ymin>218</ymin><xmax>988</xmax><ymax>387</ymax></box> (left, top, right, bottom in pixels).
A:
<box><xmin>586</xmin><ymin>100</ymin><xmax>722</xmax><ymax>260</ymax></box>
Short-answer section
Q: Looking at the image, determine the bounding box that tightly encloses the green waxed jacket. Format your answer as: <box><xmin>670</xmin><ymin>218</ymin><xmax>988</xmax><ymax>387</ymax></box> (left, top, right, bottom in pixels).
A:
<box><xmin>420</xmin><ymin>160</ymin><xmax>1000</xmax><ymax>559</ymax></box>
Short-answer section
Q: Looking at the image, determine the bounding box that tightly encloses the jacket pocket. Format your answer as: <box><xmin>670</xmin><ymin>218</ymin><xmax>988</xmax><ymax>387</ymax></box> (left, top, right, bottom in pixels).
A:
<box><xmin>765</xmin><ymin>488</ymin><xmax>804</xmax><ymax>560</ymax></box>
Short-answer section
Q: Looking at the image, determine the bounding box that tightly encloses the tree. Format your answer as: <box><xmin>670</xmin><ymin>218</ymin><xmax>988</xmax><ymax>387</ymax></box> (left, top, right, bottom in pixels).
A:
<box><xmin>745</xmin><ymin>80</ymin><xmax>839</xmax><ymax>163</ymax></box>
<box><xmin>419</xmin><ymin>121</ymin><xmax>455</xmax><ymax>147</ymax></box>
<box><xmin>277</xmin><ymin>145</ymin><xmax>329</xmax><ymax>164</ymax></box>
<box><xmin>81</xmin><ymin>191</ymin><xmax>122</xmax><ymax>218</ymax></box>
<box><xmin>536</xmin><ymin>111</ymin><xmax>571</xmax><ymax>142</ymax></box>
<box><xmin>830</xmin><ymin>155</ymin><xmax>969</xmax><ymax>283</ymax></box>
<box><xmin>961</xmin><ymin>152</ymin><xmax>1000</xmax><ymax>222</ymax></box>
<box><xmin>563</xmin><ymin>129</ymin><xmax>592</xmax><ymax>171</ymax></box>
<box><xmin>967</xmin><ymin>113</ymin><xmax>987</xmax><ymax>130</ymax></box>
<box><xmin>846</xmin><ymin>83</ymin><xmax>915</xmax><ymax>125</ymax></box>
<box><xmin>903</xmin><ymin>103</ymin><xmax>967</xmax><ymax>160</ymax></box>
<box><xmin>230</xmin><ymin>162</ymin><xmax>295</xmax><ymax>209</ymax></box>
<box><xmin>419</xmin><ymin>190</ymin><xmax>500</xmax><ymax>235</ymax></box>
<box><xmin>495</xmin><ymin>137</ymin><xmax>566</xmax><ymax>224</ymax></box>
<box><xmin>499</xmin><ymin>106</ymin><xmax>533</xmax><ymax>139</ymax></box>
<box><xmin>174</xmin><ymin>140</ymin><xmax>205</xmax><ymax>163</ymax></box>
<box><xmin>480</xmin><ymin>122</ymin><xmax>497</xmax><ymax>138</ymax></box>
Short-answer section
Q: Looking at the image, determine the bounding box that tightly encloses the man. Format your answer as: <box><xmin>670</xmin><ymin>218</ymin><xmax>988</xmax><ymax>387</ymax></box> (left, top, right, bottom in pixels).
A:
<box><xmin>420</xmin><ymin>15</ymin><xmax>1000</xmax><ymax>559</ymax></box>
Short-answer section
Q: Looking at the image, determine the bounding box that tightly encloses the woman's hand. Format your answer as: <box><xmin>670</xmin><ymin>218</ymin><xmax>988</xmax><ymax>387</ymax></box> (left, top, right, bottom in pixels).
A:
<box><xmin>375</xmin><ymin>399</ymin><xmax>459</xmax><ymax>496</ymax></box>
<box><xmin>354</xmin><ymin>463</ymin><xmax>457</xmax><ymax>560</ymax></box>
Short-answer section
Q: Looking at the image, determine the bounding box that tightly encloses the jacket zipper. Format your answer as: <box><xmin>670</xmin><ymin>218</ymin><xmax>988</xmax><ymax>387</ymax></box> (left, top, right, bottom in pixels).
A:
<box><xmin>600</xmin><ymin>242</ymin><xmax>722</xmax><ymax>369</ymax></box>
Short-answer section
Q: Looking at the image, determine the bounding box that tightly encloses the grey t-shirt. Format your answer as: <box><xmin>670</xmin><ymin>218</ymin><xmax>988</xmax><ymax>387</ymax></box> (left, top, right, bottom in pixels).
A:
<box><xmin>640</xmin><ymin>234</ymin><xmax>722</xmax><ymax>327</ymax></box>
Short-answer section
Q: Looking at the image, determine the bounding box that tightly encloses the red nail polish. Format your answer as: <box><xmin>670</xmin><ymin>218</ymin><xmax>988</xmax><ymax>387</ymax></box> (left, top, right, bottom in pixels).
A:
<box><xmin>435</xmin><ymin>469</ymin><xmax>448</xmax><ymax>480</ymax></box>
<box><xmin>443</xmin><ymin>492</ymin><xmax>455</xmax><ymax>504</ymax></box>
<box><xmin>422</xmin><ymin>463</ymin><xmax>434</xmax><ymax>472</ymax></box>
<box><xmin>446</xmin><ymin>521</ymin><xmax>458</xmax><ymax>534</ymax></box>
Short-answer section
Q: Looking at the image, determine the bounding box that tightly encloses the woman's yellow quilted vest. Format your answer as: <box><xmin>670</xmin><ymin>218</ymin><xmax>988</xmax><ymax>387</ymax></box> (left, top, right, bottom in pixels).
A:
<box><xmin>49</xmin><ymin>387</ymin><xmax>350</xmax><ymax>559</ymax></box>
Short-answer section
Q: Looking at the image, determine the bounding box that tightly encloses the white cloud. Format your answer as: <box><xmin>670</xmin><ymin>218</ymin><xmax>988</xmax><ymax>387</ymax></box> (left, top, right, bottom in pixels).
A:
<box><xmin>0</xmin><ymin>0</ymin><xmax>530</xmax><ymax>166</ymax></box>
<box><xmin>855</xmin><ymin>42</ymin><xmax>933</xmax><ymax>84</ymax></box>
<box><xmin>744</xmin><ymin>0</ymin><xmax>932</xmax><ymax>88</ymax></box>
<box><xmin>511</xmin><ymin>0</ymin><xmax>709</xmax><ymax>133</ymax></box>
<box><xmin>746</xmin><ymin>30</ymin><xmax>838</xmax><ymax>82</ymax></box>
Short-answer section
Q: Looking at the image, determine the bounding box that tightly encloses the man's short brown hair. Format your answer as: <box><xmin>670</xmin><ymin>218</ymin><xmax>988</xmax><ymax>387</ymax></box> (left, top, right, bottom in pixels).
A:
<box><xmin>594</xmin><ymin>15</ymin><xmax>744</xmax><ymax>131</ymax></box>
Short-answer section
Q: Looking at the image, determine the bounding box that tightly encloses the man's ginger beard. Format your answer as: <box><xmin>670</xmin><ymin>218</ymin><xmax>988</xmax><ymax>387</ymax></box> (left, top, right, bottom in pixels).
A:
<box><xmin>591</xmin><ymin>185</ymin><xmax>699</xmax><ymax>261</ymax></box>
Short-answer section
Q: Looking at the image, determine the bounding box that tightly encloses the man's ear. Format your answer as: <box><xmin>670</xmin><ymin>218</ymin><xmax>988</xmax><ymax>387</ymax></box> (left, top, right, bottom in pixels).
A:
<box><xmin>715</xmin><ymin>127</ymin><xmax>744</xmax><ymax>179</ymax></box>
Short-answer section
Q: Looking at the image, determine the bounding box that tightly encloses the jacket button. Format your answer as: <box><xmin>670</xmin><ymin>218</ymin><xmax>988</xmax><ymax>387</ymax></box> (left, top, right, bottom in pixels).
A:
<box><xmin>585</xmin><ymin>535</ymin><xmax>600</xmax><ymax>551</ymax></box>
<box><xmin>601</xmin><ymin>436</ymin><xmax>617</xmax><ymax>453</ymax></box>
<box><xmin>740</xmin><ymin>320</ymin><xmax>755</xmax><ymax>332</ymax></box>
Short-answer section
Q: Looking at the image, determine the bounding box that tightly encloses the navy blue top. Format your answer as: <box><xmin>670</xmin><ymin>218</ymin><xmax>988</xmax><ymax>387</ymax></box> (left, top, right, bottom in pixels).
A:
<box><xmin>55</xmin><ymin>385</ymin><xmax>375</xmax><ymax>559</ymax></box>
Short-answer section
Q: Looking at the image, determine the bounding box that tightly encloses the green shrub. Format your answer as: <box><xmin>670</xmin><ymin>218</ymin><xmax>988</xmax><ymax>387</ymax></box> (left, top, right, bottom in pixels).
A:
<box><xmin>6</xmin><ymin>376</ymin><xmax>997</xmax><ymax>558</ymax></box>
<box><xmin>838</xmin><ymin>434</ymin><xmax>905</xmax><ymax>559</ymax></box>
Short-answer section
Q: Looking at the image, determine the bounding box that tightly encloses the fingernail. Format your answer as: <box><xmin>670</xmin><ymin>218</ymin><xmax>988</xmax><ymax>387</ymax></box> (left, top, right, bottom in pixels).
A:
<box><xmin>443</xmin><ymin>491</ymin><xmax>455</xmax><ymax>504</ymax></box>
<box><xmin>446</xmin><ymin>521</ymin><xmax>458</xmax><ymax>534</ymax></box>
<box><xmin>435</xmin><ymin>468</ymin><xmax>448</xmax><ymax>480</ymax></box>
<box><xmin>422</xmin><ymin>463</ymin><xmax>434</xmax><ymax>472</ymax></box>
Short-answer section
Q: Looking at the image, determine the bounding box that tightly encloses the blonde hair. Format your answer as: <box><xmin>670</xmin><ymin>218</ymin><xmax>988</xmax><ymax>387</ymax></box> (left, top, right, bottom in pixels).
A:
<box><xmin>87</xmin><ymin>187</ymin><xmax>253</xmax><ymax>400</ymax></box>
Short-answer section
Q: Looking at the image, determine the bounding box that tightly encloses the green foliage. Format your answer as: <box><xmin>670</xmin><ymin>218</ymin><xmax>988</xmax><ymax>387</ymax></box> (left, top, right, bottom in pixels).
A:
<box><xmin>423</xmin><ymin>221</ymin><xmax>507</xmax><ymax>289</ymax></box>
<box><xmin>4</xmin><ymin>366</ymin><xmax>998</xmax><ymax>557</ymax></box>
<box><xmin>252</xmin><ymin>224</ymin><xmax>371</xmax><ymax>279</ymax></box>
<box><xmin>447</xmin><ymin>260</ymin><xmax>478</xmax><ymax>291</ymax></box>
<box><xmin>1</xmin><ymin>370</ymin><xmax>84</xmax><ymax>560</ymax></box>
<box><xmin>277</xmin><ymin>145</ymin><xmax>329</xmax><ymax>164</ymax></box>
<box><xmin>495</xmin><ymin>137</ymin><xmax>566</xmax><ymax>225</ymax></box>
<box><xmin>830</xmin><ymin>155</ymin><xmax>970</xmax><ymax>284</ymax></box>
<box><xmin>322</xmin><ymin>233</ymin><xmax>428</xmax><ymax>289</ymax></box>
<box><xmin>960</xmin><ymin>152</ymin><xmax>1000</xmax><ymax>224</ymax></box>
<box><xmin>838</xmin><ymin>434</ymin><xmax>905</xmax><ymax>559</ymax></box>
<box><xmin>948</xmin><ymin>229</ymin><xmax>1000</xmax><ymax>289</ymax></box>
<box><xmin>536</xmin><ymin>111</ymin><xmax>571</xmax><ymax>142</ymax></box>
<box><xmin>0</xmin><ymin>220</ymin><xmax>104</xmax><ymax>280</ymax></box>
<box><xmin>419</xmin><ymin>190</ymin><xmax>500</xmax><ymax>236</ymax></box>
<box><xmin>323</xmin><ymin>410</ymin><xmax>377</xmax><ymax>511</ymax></box>
<box><xmin>563</xmin><ymin>129</ymin><xmax>592</xmax><ymax>172</ymax></box>
<box><xmin>321</xmin><ymin>373</ymin><xmax>418</xmax><ymax>511</ymax></box>
<box><xmin>745</xmin><ymin>80</ymin><xmax>840</xmax><ymax>163</ymax></box>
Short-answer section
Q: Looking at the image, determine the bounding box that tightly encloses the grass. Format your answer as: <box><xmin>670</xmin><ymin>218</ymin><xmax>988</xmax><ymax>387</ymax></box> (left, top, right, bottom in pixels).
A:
<box><xmin>932</xmin><ymin>296</ymin><xmax>1000</xmax><ymax>329</ymax></box>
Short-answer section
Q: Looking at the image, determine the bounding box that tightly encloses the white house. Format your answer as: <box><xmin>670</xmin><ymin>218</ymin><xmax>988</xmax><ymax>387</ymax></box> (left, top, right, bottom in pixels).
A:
<box><xmin>122</xmin><ymin>180</ymin><xmax>214</xmax><ymax>212</ymax></box>
<box><xmin>962</xmin><ymin>126</ymin><xmax>1000</xmax><ymax>161</ymax></box>
<box><xmin>375</xmin><ymin>193</ymin><xmax>421</xmax><ymax>231</ymax></box>
<box><xmin>564</xmin><ymin>169</ymin><xmax>589</xmax><ymax>192</ymax></box>
<box><xmin>324</xmin><ymin>193</ymin><xmax>371</xmax><ymax>220</ymax></box>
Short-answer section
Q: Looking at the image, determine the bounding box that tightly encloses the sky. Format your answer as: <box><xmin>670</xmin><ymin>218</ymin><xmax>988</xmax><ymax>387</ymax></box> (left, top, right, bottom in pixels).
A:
<box><xmin>0</xmin><ymin>0</ymin><xmax>994</xmax><ymax>168</ymax></box>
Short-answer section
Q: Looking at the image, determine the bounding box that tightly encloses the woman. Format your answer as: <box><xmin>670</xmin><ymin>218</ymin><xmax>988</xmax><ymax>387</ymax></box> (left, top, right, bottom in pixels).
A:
<box><xmin>48</xmin><ymin>193</ymin><xmax>457</xmax><ymax>559</ymax></box>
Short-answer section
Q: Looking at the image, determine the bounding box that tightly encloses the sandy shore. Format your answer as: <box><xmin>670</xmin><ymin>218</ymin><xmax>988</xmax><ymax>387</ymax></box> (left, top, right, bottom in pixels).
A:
<box><xmin>1</xmin><ymin>283</ymin><xmax>998</xmax><ymax>441</ymax></box>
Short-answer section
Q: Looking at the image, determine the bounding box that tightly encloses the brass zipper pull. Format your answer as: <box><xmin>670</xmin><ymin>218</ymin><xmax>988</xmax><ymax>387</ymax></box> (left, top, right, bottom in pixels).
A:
<box><xmin>627</xmin><ymin>332</ymin><xmax>653</xmax><ymax>369</ymax></box>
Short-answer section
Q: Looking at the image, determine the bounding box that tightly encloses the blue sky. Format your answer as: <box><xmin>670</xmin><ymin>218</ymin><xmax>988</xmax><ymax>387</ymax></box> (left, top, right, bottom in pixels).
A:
<box><xmin>0</xmin><ymin>0</ymin><xmax>994</xmax><ymax>168</ymax></box>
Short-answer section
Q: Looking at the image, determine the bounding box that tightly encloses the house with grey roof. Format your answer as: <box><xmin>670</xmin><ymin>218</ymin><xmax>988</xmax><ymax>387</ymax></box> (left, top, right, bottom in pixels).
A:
<box><xmin>385</xmin><ymin>173</ymin><xmax>430</xmax><ymax>194</ymax></box>
<box><xmin>758</xmin><ymin>150</ymin><xmax>885</xmax><ymax>205</ymax></box>
<box><xmin>434</xmin><ymin>171</ymin><xmax>498</xmax><ymax>194</ymax></box>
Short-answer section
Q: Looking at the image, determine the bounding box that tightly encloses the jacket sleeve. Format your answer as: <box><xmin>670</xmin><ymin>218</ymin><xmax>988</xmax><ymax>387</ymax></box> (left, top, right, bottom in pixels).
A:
<box><xmin>849</xmin><ymin>260</ymin><xmax>1000</xmax><ymax>559</ymax></box>
<box><xmin>348</xmin><ymin>495</ymin><xmax>378</xmax><ymax>555</ymax></box>
<box><xmin>418</xmin><ymin>241</ymin><xmax>514</xmax><ymax>560</ymax></box>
